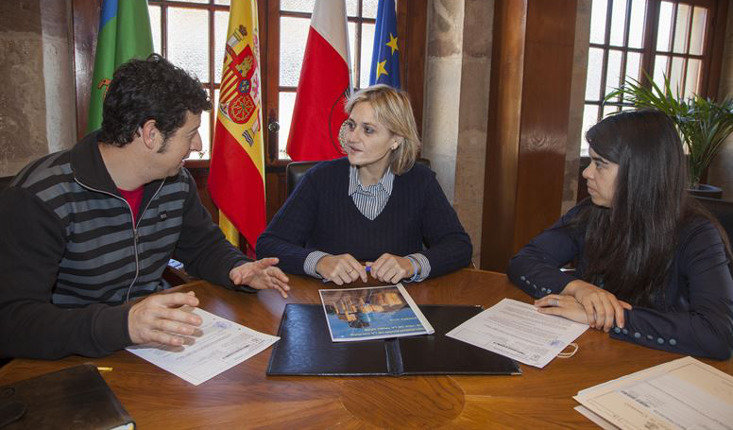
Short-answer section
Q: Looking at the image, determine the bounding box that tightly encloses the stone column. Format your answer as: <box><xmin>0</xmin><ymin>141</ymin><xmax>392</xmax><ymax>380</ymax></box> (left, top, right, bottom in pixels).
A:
<box><xmin>41</xmin><ymin>0</ymin><xmax>77</xmax><ymax>154</ymax></box>
<box><xmin>562</xmin><ymin>0</ymin><xmax>591</xmax><ymax>213</ymax></box>
<box><xmin>0</xmin><ymin>0</ymin><xmax>76</xmax><ymax>178</ymax></box>
<box><xmin>422</xmin><ymin>0</ymin><xmax>494</xmax><ymax>265</ymax></box>
<box><xmin>422</xmin><ymin>0</ymin><xmax>465</xmax><ymax>206</ymax></box>
<box><xmin>453</xmin><ymin>0</ymin><xmax>493</xmax><ymax>265</ymax></box>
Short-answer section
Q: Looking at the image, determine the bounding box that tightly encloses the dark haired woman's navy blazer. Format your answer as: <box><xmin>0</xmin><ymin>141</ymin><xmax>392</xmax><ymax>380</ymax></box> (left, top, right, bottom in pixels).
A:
<box><xmin>507</xmin><ymin>201</ymin><xmax>733</xmax><ymax>360</ymax></box>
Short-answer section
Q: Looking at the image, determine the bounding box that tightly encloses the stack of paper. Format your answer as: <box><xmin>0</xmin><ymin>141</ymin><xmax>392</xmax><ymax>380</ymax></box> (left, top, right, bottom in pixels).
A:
<box><xmin>574</xmin><ymin>356</ymin><xmax>733</xmax><ymax>429</ymax></box>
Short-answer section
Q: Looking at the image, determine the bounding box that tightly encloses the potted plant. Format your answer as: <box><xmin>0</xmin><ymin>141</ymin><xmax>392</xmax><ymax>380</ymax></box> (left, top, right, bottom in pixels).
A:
<box><xmin>605</xmin><ymin>75</ymin><xmax>733</xmax><ymax>197</ymax></box>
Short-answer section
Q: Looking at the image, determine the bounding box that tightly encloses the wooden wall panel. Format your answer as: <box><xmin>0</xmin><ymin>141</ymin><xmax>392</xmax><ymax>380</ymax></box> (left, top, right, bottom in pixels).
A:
<box><xmin>71</xmin><ymin>0</ymin><xmax>99</xmax><ymax>139</ymax></box>
<box><xmin>481</xmin><ymin>0</ymin><xmax>527</xmax><ymax>272</ymax></box>
<box><xmin>265</xmin><ymin>170</ymin><xmax>287</xmax><ymax>222</ymax></box>
<box><xmin>706</xmin><ymin>0</ymin><xmax>729</xmax><ymax>99</ymax></box>
<box><xmin>481</xmin><ymin>0</ymin><xmax>578</xmax><ymax>272</ymax></box>
<box><xmin>187</xmin><ymin>166</ymin><xmax>218</xmax><ymax>223</ymax></box>
<box><xmin>264</xmin><ymin>0</ymin><xmax>280</xmax><ymax>165</ymax></box>
<box><xmin>398</xmin><ymin>0</ymin><xmax>427</xmax><ymax>133</ymax></box>
<box><xmin>513</xmin><ymin>0</ymin><xmax>577</xmax><ymax>252</ymax></box>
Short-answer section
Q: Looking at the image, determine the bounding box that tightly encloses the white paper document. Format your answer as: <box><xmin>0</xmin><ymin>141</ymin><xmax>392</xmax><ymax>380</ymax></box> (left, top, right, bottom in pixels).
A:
<box><xmin>127</xmin><ymin>308</ymin><xmax>279</xmax><ymax>385</ymax></box>
<box><xmin>574</xmin><ymin>356</ymin><xmax>733</xmax><ymax>430</ymax></box>
<box><xmin>445</xmin><ymin>298</ymin><xmax>588</xmax><ymax>368</ymax></box>
<box><xmin>574</xmin><ymin>406</ymin><xmax>618</xmax><ymax>430</ymax></box>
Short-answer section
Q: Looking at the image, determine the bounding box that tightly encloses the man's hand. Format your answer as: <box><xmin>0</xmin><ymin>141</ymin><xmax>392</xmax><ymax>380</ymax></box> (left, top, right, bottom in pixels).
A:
<box><xmin>315</xmin><ymin>254</ymin><xmax>367</xmax><ymax>285</ymax></box>
<box><xmin>128</xmin><ymin>291</ymin><xmax>202</xmax><ymax>346</ymax></box>
<box><xmin>230</xmin><ymin>258</ymin><xmax>290</xmax><ymax>298</ymax></box>
<box><xmin>560</xmin><ymin>279</ymin><xmax>632</xmax><ymax>331</ymax></box>
<box><xmin>367</xmin><ymin>253</ymin><xmax>415</xmax><ymax>284</ymax></box>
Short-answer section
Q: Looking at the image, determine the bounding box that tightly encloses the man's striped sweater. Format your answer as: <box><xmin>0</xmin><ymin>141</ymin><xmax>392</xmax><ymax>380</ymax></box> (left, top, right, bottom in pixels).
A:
<box><xmin>0</xmin><ymin>133</ymin><xmax>248</xmax><ymax>359</ymax></box>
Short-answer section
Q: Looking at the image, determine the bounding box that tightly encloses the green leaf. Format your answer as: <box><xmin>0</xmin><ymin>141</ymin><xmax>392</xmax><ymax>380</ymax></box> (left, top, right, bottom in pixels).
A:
<box><xmin>604</xmin><ymin>72</ymin><xmax>733</xmax><ymax>186</ymax></box>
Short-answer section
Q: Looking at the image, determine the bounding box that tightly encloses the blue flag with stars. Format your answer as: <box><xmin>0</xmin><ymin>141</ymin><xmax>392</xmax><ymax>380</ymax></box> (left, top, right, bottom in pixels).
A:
<box><xmin>369</xmin><ymin>0</ymin><xmax>400</xmax><ymax>88</ymax></box>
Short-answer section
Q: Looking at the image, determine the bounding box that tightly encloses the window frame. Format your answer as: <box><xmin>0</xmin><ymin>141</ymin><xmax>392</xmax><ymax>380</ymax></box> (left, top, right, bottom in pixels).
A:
<box><xmin>147</xmin><ymin>0</ymin><xmax>251</xmax><ymax>169</ymax></box>
<box><xmin>578</xmin><ymin>0</ymin><xmax>728</xmax><ymax>201</ymax></box>
<box><xmin>583</xmin><ymin>0</ymin><xmax>725</xmax><ymax>139</ymax></box>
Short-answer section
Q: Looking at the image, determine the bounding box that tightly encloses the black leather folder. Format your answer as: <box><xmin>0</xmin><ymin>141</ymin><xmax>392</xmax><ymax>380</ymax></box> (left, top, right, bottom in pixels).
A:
<box><xmin>266</xmin><ymin>304</ymin><xmax>521</xmax><ymax>376</ymax></box>
<box><xmin>0</xmin><ymin>364</ymin><xmax>134</xmax><ymax>429</ymax></box>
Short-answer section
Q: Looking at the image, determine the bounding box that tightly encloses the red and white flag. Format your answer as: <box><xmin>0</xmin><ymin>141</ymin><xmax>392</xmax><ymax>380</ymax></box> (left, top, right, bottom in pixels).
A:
<box><xmin>286</xmin><ymin>0</ymin><xmax>352</xmax><ymax>161</ymax></box>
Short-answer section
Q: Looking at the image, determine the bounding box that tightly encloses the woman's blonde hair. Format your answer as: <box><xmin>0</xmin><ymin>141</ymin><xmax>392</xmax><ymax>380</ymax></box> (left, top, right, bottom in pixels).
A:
<box><xmin>344</xmin><ymin>84</ymin><xmax>420</xmax><ymax>175</ymax></box>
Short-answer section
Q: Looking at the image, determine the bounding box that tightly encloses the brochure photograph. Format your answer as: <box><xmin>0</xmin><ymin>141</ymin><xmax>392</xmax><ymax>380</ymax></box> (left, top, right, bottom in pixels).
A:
<box><xmin>319</xmin><ymin>283</ymin><xmax>435</xmax><ymax>342</ymax></box>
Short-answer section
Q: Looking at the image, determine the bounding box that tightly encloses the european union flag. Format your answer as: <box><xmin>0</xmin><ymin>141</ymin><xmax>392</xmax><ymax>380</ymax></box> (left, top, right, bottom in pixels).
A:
<box><xmin>369</xmin><ymin>0</ymin><xmax>400</xmax><ymax>88</ymax></box>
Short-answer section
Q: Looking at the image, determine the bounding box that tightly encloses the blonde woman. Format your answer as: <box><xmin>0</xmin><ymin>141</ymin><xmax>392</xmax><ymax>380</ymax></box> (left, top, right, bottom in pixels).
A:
<box><xmin>257</xmin><ymin>84</ymin><xmax>472</xmax><ymax>285</ymax></box>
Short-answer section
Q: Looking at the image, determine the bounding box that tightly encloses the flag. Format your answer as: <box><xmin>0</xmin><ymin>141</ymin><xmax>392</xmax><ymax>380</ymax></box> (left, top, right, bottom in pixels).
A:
<box><xmin>208</xmin><ymin>0</ymin><xmax>266</xmax><ymax>252</ymax></box>
<box><xmin>286</xmin><ymin>0</ymin><xmax>352</xmax><ymax>161</ymax></box>
<box><xmin>369</xmin><ymin>0</ymin><xmax>400</xmax><ymax>88</ymax></box>
<box><xmin>87</xmin><ymin>0</ymin><xmax>153</xmax><ymax>132</ymax></box>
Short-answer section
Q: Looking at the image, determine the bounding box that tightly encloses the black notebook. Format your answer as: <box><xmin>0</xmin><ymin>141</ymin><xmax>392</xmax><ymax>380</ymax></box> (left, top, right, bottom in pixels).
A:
<box><xmin>266</xmin><ymin>304</ymin><xmax>521</xmax><ymax>376</ymax></box>
<box><xmin>0</xmin><ymin>364</ymin><xmax>135</xmax><ymax>430</ymax></box>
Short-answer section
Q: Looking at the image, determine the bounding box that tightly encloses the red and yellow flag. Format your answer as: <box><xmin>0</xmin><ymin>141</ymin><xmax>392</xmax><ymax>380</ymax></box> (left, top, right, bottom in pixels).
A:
<box><xmin>208</xmin><ymin>0</ymin><xmax>265</xmax><ymax>252</ymax></box>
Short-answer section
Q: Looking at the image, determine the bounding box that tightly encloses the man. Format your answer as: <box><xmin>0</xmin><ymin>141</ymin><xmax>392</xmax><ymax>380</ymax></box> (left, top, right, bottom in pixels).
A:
<box><xmin>0</xmin><ymin>55</ymin><xmax>289</xmax><ymax>359</ymax></box>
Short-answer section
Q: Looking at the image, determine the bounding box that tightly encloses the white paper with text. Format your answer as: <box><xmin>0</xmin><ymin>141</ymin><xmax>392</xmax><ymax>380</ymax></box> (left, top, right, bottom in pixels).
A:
<box><xmin>446</xmin><ymin>298</ymin><xmax>588</xmax><ymax>368</ymax></box>
<box><xmin>127</xmin><ymin>308</ymin><xmax>279</xmax><ymax>385</ymax></box>
<box><xmin>574</xmin><ymin>356</ymin><xmax>733</xmax><ymax>430</ymax></box>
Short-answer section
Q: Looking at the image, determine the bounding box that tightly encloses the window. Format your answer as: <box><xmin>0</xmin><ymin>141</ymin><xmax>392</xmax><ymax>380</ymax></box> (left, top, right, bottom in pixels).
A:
<box><xmin>148</xmin><ymin>0</ymin><xmax>379</xmax><ymax>163</ymax></box>
<box><xmin>582</xmin><ymin>0</ymin><xmax>718</xmax><ymax>155</ymax></box>
<box><xmin>148</xmin><ymin>0</ymin><xmax>232</xmax><ymax>161</ymax></box>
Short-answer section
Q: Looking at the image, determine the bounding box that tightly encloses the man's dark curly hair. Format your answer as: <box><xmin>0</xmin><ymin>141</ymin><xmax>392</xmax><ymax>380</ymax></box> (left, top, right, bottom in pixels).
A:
<box><xmin>99</xmin><ymin>54</ymin><xmax>211</xmax><ymax>146</ymax></box>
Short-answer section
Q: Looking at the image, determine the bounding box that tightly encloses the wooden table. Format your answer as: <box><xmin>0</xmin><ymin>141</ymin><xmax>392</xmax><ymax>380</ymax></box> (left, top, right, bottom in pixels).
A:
<box><xmin>1</xmin><ymin>269</ymin><xmax>731</xmax><ymax>428</ymax></box>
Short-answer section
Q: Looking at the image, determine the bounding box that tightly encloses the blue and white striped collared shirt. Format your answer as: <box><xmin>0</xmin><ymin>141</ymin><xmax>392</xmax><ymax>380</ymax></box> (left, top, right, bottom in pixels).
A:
<box><xmin>303</xmin><ymin>165</ymin><xmax>431</xmax><ymax>281</ymax></box>
<box><xmin>347</xmin><ymin>164</ymin><xmax>394</xmax><ymax>221</ymax></box>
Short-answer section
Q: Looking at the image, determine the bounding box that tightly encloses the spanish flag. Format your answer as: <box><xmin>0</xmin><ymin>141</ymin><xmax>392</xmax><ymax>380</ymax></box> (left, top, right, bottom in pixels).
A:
<box><xmin>208</xmin><ymin>0</ymin><xmax>266</xmax><ymax>252</ymax></box>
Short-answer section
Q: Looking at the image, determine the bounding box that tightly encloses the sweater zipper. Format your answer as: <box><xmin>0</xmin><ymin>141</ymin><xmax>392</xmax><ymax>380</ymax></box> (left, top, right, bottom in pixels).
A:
<box><xmin>74</xmin><ymin>177</ymin><xmax>166</xmax><ymax>303</ymax></box>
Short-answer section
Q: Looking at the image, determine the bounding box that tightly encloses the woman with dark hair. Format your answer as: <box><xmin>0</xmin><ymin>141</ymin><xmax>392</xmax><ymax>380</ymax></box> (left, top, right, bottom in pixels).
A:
<box><xmin>507</xmin><ymin>110</ymin><xmax>733</xmax><ymax>359</ymax></box>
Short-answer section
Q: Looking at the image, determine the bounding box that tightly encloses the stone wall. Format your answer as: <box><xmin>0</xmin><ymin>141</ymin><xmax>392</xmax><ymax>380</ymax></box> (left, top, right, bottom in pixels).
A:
<box><xmin>41</xmin><ymin>0</ymin><xmax>77</xmax><ymax>154</ymax></box>
<box><xmin>0</xmin><ymin>0</ymin><xmax>75</xmax><ymax>178</ymax></box>
<box><xmin>453</xmin><ymin>0</ymin><xmax>493</xmax><ymax>265</ymax></box>
<box><xmin>422</xmin><ymin>0</ymin><xmax>493</xmax><ymax>265</ymax></box>
<box><xmin>422</xmin><ymin>0</ymin><xmax>465</xmax><ymax>205</ymax></box>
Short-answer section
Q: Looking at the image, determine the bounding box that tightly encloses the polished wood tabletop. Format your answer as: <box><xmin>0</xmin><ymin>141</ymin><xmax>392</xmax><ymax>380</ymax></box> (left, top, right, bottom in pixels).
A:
<box><xmin>1</xmin><ymin>269</ymin><xmax>731</xmax><ymax>429</ymax></box>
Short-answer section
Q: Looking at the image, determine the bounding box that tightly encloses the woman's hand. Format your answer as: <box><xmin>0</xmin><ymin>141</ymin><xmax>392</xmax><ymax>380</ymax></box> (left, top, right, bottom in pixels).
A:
<box><xmin>316</xmin><ymin>254</ymin><xmax>367</xmax><ymax>285</ymax></box>
<box><xmin>560</xmin><ymin>279</ymin><xmax>632</xmax><ymax>331</ymax></box>
<box><xmin>367</xmin><ymin>253</ymin><xmax>415</xmax><ymax>284</ymax></box>
<box><xmin>534</xmin><ymin>294</ymin><xmax>589</xmax><ymax>325</ymax></box>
